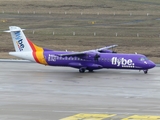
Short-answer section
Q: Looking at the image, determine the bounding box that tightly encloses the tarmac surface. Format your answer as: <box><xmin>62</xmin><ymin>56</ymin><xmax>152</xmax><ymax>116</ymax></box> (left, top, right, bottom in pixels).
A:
<box><xmin>0</xmin><ymin>61</ymin><xmax>160</xmax><ymax>120</ymax></box>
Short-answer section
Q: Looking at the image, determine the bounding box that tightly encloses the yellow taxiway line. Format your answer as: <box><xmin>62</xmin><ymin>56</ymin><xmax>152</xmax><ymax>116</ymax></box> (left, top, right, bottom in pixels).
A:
<box><xmin>60</xmin><ymin>113</ymin><xmax>116</xmax><ymax>120</ymax></box>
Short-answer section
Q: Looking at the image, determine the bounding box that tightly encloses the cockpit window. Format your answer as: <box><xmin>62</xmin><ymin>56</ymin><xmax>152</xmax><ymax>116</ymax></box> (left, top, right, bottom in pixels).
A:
<box><xmin>139</xmin><ymin>57</ymin><xmax>148</xmax><ymax>61</ymax></box>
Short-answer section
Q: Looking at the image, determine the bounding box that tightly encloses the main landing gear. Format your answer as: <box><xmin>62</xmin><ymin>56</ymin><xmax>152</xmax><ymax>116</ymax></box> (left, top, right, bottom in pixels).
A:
<box><xmin>79</xmin><ymin>68</ymin><xmax>94</xmax><ymax>73</ymax></box>
<box><xmin>88</xmin><ymin>69</ymin><xmax>94</xmax><ymax>72</ymax></box>
<box><xmin>79</xmin><ymin>67</ymin><xmax>86</xmax><ymax>73</ymax></box>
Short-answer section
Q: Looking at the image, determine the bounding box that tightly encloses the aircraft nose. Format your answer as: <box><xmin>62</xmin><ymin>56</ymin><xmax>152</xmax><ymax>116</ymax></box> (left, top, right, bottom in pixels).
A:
<box><xmin>148</xmin><ymin>60</ymin><xmax>156</xmax><ymax>69</ymax></box>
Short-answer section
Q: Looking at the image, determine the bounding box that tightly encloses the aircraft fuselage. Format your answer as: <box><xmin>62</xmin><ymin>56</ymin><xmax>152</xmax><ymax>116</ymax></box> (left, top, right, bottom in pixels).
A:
<box><xmin>40</xmin><ymin>51</ymin><xmax>155</xmax><ymax>71</ymax></box>
<box><xmin>7</xmin><ymin>26</ymin><xmax>156</xmax><ymax>74</ymax></box>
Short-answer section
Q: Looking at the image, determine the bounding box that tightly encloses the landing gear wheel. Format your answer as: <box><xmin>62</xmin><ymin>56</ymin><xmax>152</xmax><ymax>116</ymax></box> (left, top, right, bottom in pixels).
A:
<box><xmin>79</xmin><ymin>68</ymin><xmax>86</xmax><ymax>73</ymax></box>
<box><xmin>143</xmin><ymin>70</ymin><xmax>148</xmax><ymax>74</ymax></box>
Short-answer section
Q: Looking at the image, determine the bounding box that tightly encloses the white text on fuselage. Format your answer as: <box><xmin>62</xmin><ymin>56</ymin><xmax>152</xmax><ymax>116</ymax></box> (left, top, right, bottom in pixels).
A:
<box><xmin>111</xmin><ymin>57</ymin><xmax>135</xmax><ymax>68</ymax></box>
<box><xmin>48</xmin><ymin>54</ymin><xmax>56</xmax><ymax>62</ymax></box>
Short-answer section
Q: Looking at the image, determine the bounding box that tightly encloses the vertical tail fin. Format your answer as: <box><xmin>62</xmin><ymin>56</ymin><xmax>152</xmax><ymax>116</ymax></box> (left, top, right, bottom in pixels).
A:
<box><xmin>4</xmin><ymin>26</ymin><xmax>48</xmax><ymax>65</ymax></box>
<box><xmin>5</xmin><ymin>26</ymin><xmax>32</xmax><ymax>52</ymax></box>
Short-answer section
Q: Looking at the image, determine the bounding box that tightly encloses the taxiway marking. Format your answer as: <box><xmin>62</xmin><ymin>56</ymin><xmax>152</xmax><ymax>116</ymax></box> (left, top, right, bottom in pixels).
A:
<box><xmin>60</xmin><ymin>113</ymin><xmax>116</xmax><ymax>120</ymax></box>
<box><xmin>122</xmin><ymin>115</ymin><xmax>160</xmax><ymax>120</ymax></box>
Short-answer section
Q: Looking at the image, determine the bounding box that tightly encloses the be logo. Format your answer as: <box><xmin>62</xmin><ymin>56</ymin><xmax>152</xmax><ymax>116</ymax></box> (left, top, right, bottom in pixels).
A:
<box><xmin>15</xmin><ymin>31</ymin><xmax>25</xmax><ymax>51</ymax></box>
<box><xmin>111</xmin><ymin>57</ymin><xmax>134</xmax><ymax>67</ymax></box>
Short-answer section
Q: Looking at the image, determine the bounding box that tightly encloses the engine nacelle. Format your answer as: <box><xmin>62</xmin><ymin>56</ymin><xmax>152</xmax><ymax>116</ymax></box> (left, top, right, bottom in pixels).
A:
<box><xmin>84</xmin><ymin>52</ymin><xmax>100</xmax><ymax>60</ymax></box>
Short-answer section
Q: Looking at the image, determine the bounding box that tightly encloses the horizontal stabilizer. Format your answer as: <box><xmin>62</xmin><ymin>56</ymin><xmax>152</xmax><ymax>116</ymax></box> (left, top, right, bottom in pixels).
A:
<box><xmin>4</xmin><ymin>29</ymin><xmax>25</xmax><ymax>33</ymax></box>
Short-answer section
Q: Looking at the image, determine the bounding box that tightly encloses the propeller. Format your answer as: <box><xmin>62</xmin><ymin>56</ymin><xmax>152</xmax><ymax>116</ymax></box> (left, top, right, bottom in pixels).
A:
<box><xmin>112</xmin><ymin>50</ymin><xmax>117</xmax><ymax>53</ymax></box>
<box><xmin>94</xmin><ymin>53</ymin><xmax>100</xmax><ymax>61</ymax></box>
<box><xmin>111</xmin><ymin>46</ymin><xmax>117</xmax><ymax>53</ymax></box>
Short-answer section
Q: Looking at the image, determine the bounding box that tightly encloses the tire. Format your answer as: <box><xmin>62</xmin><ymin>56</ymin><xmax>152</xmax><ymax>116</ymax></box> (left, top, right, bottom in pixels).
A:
<box><xmin>79</xmin><ymin>68</ymin><xmax>85</xmax><ymax>73</ymax></box>
<box><xmin>143</xmin><ymin>70</ymin><xmax>148</xmax><ymax>74</ymax></box>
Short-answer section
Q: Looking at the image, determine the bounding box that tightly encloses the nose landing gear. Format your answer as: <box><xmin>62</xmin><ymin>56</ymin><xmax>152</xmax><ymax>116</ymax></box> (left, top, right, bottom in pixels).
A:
<box><xmin>143</xmin><ymin>70</ymin><xmax>148</xmax><ymax>74</ymax></box>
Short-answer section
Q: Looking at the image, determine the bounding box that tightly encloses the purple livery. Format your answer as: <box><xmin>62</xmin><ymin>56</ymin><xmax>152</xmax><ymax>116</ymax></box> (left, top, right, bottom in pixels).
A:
<box><xmin>5</xmin><ymin>26</ymin><xmax>155</xmax><ymax>74</ymax></box>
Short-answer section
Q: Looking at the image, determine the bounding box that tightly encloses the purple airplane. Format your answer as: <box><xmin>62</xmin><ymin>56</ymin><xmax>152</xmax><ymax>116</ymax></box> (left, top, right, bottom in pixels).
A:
<box><xmin>5</xmin><ymin>26</ymin><xmax>155</xmax><ymax>74</ymax></box>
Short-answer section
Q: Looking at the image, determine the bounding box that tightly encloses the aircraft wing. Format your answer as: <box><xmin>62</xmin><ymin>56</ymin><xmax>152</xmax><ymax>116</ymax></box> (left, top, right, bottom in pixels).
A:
<box><xmin>97</xmin><ymin>45</ymin><xmax>118</xmax><ymax>51</ymax></box>
<box><xmin>59</xmin><ymin>45</ymin><xmax>118</xmax><ymax>57</ymax></box>
<box><xmin>59</xmin><ymin>52</ymin><xmax>86</xmax><ymax>57</ymax></box>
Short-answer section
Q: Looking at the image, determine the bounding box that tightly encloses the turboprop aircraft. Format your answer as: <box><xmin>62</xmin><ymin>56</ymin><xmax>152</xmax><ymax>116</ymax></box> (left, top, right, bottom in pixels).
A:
<box><xmin>5</xmin><ymin>26</ymin><xmax>155</xmax><ymax>74</ymax></box>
